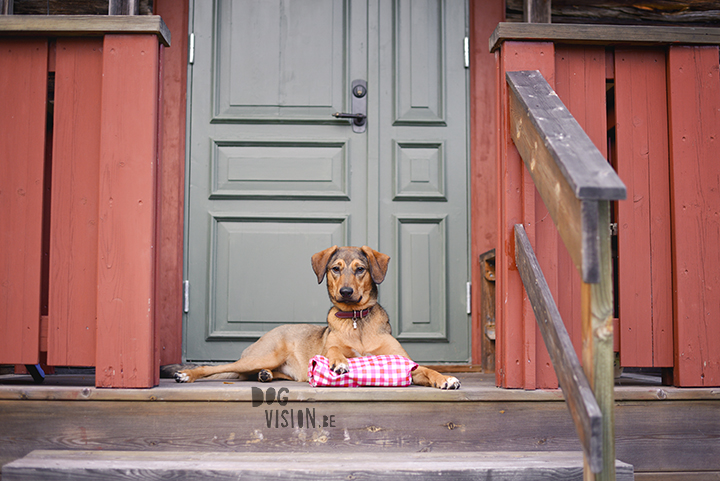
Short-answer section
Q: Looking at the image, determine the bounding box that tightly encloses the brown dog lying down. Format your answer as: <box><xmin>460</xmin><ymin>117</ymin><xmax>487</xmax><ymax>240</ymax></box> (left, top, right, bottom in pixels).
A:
<box><xmin>174</xmin><ymin>246</ymin><xmax>460</xmax><ymax>390</ymax></box>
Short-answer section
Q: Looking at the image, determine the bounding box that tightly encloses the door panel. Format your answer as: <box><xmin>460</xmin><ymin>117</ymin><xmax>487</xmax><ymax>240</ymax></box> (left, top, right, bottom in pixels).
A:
<box><xmin>214</xmin><ymin>0</ymin><xmax>347</xmax><ymax>120</ymax></box>
<box><xmin>186</xmin><ymin>0</ymin><xmax>468</xmax><ymax>363</ymax></box>
<box><xmin>377</xmin><ymin>0</ymin><xmax>470</xmax><ymax>361</ymax></box>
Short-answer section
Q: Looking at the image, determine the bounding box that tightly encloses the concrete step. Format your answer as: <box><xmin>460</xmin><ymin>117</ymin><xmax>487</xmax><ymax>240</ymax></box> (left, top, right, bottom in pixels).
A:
<box><xmin>3</xmin><ymin>450</ymin><xmax>634</xmax><ymax>480</ymax></box>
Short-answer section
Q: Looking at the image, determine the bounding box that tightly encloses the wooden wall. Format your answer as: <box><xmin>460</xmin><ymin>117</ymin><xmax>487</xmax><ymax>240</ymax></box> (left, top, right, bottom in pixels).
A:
<box><xmin>496</xmin><ymin>41</ymin><xmax>558</xmax><ymax>389</ymax></box>
<box><xmin>614</xmin><ymin>48</ymin><xmax>674</xmax><ymax>369</ymax></box>
<box><xmin>154</xmin><ymin>0</ymin><xmax>188</xmax><ymax>368</ymax></box>
<box><xmin>491</xmin><ymin>33</ymin><xmax>720</xmax><ymax>388</ymax></box>
<box><xmin>666</xmin><ymin>45</ymin><xmax>720</xmax><ymax>387</ymax></box>
<box><xmin>48</xmin><ymin>37</ymin><xmax>104</xmax><ymax>367</ymax></box>
<box><xmin>0</xmin><ymin>11</ymin><xmax>186</xmax><ymax>387</ymax></box>
<box><xmin>469</xmin><ymin>0</ymin><xmax>504</xmax><ymax>367</ymax></box>
<box><xmin>0</xmin><ymin>38</ymin><xmax>48</xmax><ymax>366</ymax></box>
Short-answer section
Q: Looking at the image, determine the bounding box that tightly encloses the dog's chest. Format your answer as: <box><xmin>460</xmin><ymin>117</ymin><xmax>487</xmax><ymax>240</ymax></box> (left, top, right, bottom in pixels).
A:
<box><xmin>344</xmin><ymin>329</ymin><xmax>385</xmax><ymax>357</ymax></box>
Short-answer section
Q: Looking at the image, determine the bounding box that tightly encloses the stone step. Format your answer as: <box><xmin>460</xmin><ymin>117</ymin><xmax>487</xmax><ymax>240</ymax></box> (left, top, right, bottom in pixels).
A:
<box><xmin>3</xmin><ymin>450</ymin><xmax>634</xmax><ymax>481</ymax></box>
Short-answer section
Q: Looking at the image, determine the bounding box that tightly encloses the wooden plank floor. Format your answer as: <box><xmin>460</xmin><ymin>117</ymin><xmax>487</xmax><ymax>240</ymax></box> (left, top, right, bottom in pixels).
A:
<box><xmin>0</xmin><ymin>372</ymin><xmax>718</xmax><ymax>480</ymax></box>
<box><xmin>0</xmin><ymin>371</ymin><xmax>714</xmax><ymax>402</ymax></box>
<box><xmin>3</xmin><ymin>450</ymin><xmax>635</xmax><ymax>481</ymax></box>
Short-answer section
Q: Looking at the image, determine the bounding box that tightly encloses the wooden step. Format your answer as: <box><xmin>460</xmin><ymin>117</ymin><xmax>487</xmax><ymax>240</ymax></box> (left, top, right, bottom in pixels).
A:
<box><xmin>2</xmin><ymin>373</ymin><xmax>718</xmax><ymax>478</ymax></box>
<box><xmin>2</xmin><ymin>450</ymin><xmax>634</xmax><ymax>480</ymax></box>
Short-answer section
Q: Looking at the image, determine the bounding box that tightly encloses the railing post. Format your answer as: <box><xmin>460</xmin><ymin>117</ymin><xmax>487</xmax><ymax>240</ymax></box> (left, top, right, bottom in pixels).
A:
<box><xmin>581</xmin><ymin>200</ymin><xmax>615</xmax><ymax>481</ymax></box>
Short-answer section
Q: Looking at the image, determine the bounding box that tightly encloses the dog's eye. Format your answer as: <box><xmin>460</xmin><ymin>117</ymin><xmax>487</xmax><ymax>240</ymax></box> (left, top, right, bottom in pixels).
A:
<box><xmin>331</xmin><ymin>266</ymin><xmax>341</xmax><ymax>273</ymax></box>
<box><xmin>356</xmin><ymin>267</ymin><xmax>365</xmax><ymax>275</ymax></box>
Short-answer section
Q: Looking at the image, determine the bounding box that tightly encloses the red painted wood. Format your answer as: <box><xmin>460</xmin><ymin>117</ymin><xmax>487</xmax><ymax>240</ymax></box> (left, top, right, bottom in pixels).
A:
<box><xmin>154</xmin><ymin>0</ymin><xmax>189</xmax><ymax>366</ymax></box>
<box><xmin>47</xmin><ymin>38</ymin><xmax>103</xmax><ymax>367</ymax></box>
<box><xmin>667</xmin><ymin>46</ymin><xmax>720</xmax><ymax>387</ymax></box>
<box><xmin>469</xmin><ymin>0</ymin><xmax>504</xmax><ymax>367</ymax></box>
<box><xmin>614</xmin><ymin>48</ymin><xmax>673</xmax><ymax>368</ymax></box>
<box><xmin>96</xmin><ymin>34</ymin><xmax>160</xmax><ymax>388</ymax></box>
<box><xmin>554</xmin><ymin>46</ymin><xmax>608</xmax><ymax>361</ymax></box>
<box><xmin>497</xmin><ymin>41</ymin><xmax>556</xmax><ymax>389</ymax></box>
<box><xmin>0</xmin><ymin>38</ymin><xmax>48</xmax><ymax>365</ymax></box>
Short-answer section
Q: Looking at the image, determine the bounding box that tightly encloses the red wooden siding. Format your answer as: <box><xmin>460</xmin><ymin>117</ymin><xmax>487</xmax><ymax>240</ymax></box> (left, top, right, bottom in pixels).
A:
<box><xmin>496</xmin><ymin>41</ymin><xmax>557</xmax><ymax>389</ymax></box>
<box><xmin>495</xmin><ymin>37</ymin><xmax>720</xmax><ymax>388</ymax></box>
<box><xmin>667</xmin><ymin>46</ymin><xmax>720</xmax><ymax>387</ymax></box>
<box><xmin>553</xmin><ymin>45</ymin><xmax>608</xmax><ymax>360</ymax></box>
<box><xmin>95</xmin><ymin>34</ymin><xmax>161</xmax><ymax>388</ymax></box>
<box><xmin>0</xmin><ymin>38</ymin><xmax>48</xmax><ymax>365</ymax></box>
<box><xmin>48</xmin><ymin>38</ymin><xmax>103</xmax><ymax>367</ymax></box>
<box><xmin>614</xmin><ymin>48</ymin><xmax>673</xmax><ymax>368</ymax></box>
<box><xmin>1</xmin><ymin>14</ymin><xmax>183</xmax><ymax>388</ymax></box>
<box><xmin>154</xmin><ymin>0</ymin><xmax>189</xmax><ymax>366</ymax></box>
<box><xmin>469</xmin><ymin>0</ymin><xmax>504</xmax><ymax>367</ymax></box>
<box><xmin>498</xmin><ymin>44</ymin><xmax>609</xmax><ymax>389</ymax></box>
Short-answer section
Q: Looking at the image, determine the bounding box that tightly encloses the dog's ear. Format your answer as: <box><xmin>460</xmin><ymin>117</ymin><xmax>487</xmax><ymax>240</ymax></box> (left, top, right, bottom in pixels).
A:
<box><xmin>311</xmin><ymin>246</ymin><xmax>339</xmax><ymax>284</ymax></box>
<box><xmin>361</xmin><ymin>246</ymin><xmax>390</xmax><ymax>284</ymax></box>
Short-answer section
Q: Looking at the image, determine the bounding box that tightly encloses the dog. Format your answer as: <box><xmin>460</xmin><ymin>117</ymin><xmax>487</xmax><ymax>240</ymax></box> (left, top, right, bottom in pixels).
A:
<box><xmin>174</xmin><ymin>246</ymin><xmax>460</xmax><ymax>390</ymax></box>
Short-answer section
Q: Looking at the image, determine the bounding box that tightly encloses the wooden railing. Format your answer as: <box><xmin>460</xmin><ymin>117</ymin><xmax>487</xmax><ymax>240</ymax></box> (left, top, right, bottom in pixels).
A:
<box><xmin>507</xmin><ymin>70</ymin><xmax>626</xmax><ymax>479</ymax></box>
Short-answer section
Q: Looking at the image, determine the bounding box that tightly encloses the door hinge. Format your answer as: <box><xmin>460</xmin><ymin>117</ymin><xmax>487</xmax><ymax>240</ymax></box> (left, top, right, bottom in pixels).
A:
<box><xmin>466</xmin><ymin>281</ymin><xmax>472</xmax><ymax>314</ymax></box>
<box><xmin>464</xmin><ymin>36</ymin><xmax>469</xmax><ymax>68</ymax></box>
<box><xmin>188</xmin><ymin>32</ymin><xmax>195</xmax><ymax>65</ymax></box>
<box><xmin>183</xmin><ymin>280</ymin><xmax>190</xmax><ymax>313</ymax></box>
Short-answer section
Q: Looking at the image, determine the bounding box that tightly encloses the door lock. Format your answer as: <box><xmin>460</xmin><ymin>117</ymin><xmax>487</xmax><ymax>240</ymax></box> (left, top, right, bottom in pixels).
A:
<box><xmin>332</xmin><ymin>79</ymin><xmax>367</xmax><ymax>133</ymax></box>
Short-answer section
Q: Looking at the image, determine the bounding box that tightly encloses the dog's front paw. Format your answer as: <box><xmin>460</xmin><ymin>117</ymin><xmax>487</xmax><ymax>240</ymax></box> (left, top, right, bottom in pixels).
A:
<box><xmin>439</xmin><ymin>376</ymin><xmax>461</xmax><ymax>390</ymax></box>
<box><xmin>174</xmin><ymin>371</ymin><xmax>192</xmax><ymax>383</ymax></box>
<box><xmin>330</xmin><ymin>362</ymin><xmax>349</xmax><ymax>375</ymax></box>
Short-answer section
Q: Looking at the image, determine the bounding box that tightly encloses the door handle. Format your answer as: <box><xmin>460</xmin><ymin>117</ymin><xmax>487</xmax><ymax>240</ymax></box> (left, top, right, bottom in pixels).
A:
<box><xmin>332</xmin><ymin>79</ymin><xmax>367</xmax><ymax>133</ymax></box>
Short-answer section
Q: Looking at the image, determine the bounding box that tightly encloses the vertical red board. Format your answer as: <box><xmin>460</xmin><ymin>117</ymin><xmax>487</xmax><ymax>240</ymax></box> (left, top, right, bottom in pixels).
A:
<box><xmin>96</xmin><ymin>34</ymin><xmax>160</xmax><ymax>388</ymax></box>
<box><xmin>469</xmin><ymin>0</ymin><xmax>503</xmax><ymax>367</ymax></box>
<box><xmin>554</xmin><ymin>45</ymin><xmax>608</xmax><ymax>361</ymax></box>
<box><xmin>497</xmin><ymin>41</ymin><xmax>556</xmax><ymax>389</ymax></box>
<box><xmin>614</xmin><ymin>48</ymin><xmax>673</xmax><ymax>368</ymax></box>
<box><xmin>667</xmin><ymin>46</ymin><xmax>720</xmax><ymax>387</ymax></box>
<box><xmin>48</xmin><ymin>38</ymin><xmax>104</xmax><ymax>367</ymax></box>
<box><xmin>469</xmin><ymin>0</ymin><xmax>504</xmax><ymax>366</ymax></box>
<box><xmin>0</xmin><ymin>39</ymin><xmax>48</xmax><ymax>365</ymax></box>
<box><xmin>154</xmin><ymin>0</ymin><xmax>189</xmax><ymax>366</ymax></box>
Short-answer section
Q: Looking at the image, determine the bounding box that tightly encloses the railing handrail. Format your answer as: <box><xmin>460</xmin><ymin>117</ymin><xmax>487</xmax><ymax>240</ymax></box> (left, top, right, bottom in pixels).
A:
<box><xmin>507</xmin><ymin>70</ymin><xmax>626</xmax><ymax>480</ymax></box>
<box><xmin>514</xmin><ymin>224</ymin><xmax>603</xmax><ymax>471</ymax></box>
<box><xmin>506</xmin><ymin>70</ymin><xmax>625</xmax><ymax>285</ymax></box>
<box><xmin>506</xmin><ymin>71</ymin><xmax>625</xmax><ymax>201</ymax></box>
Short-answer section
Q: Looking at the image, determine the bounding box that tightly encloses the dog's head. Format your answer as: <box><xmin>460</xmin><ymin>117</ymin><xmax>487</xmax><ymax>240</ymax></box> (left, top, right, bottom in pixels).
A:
<box><xmin>311</xmin><ymin>246</ymin><xmax>390</xmax><ymax>310</ymax></box>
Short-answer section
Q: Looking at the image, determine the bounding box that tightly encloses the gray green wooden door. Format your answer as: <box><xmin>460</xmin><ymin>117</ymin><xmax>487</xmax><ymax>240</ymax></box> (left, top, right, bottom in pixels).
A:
<box><xmin>185</xmin><ymin>0</ymin><xmax>469</xmax><ymax>363</ymax></box>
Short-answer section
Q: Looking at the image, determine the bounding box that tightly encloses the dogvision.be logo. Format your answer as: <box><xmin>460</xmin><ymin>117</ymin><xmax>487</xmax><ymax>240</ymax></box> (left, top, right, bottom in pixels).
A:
<box><xmin>252</xmin><ymin>387</ymin><xmax>336</xmax><ymax>429</ymax></box>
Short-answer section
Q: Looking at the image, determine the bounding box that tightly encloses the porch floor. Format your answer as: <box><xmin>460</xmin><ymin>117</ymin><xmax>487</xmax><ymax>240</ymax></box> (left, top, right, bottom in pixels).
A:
<box><xmin>0</xmin><ymin>370</ymin><xmax>717</xmax><ymax>402</ymax></box>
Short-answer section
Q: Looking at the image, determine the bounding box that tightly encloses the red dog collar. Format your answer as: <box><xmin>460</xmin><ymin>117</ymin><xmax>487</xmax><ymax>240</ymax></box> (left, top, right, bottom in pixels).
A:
<box><xmin>335</xmin><ymin>307</ymin><xmax>372</xmax><ymax>329</ymax></box>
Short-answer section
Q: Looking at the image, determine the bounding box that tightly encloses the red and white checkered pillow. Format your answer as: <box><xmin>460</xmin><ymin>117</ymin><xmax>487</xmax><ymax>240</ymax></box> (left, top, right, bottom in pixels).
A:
<box><xmin>307</xmin><ymin>354</ymin><xmax>418</xmax><ymax>387</ymax></box>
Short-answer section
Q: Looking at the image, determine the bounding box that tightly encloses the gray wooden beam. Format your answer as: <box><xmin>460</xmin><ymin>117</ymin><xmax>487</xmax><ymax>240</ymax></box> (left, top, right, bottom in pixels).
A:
<box><xmin>109</xmin><ymin>0</ymin><xmax>138</xmax><ymax>16</ymax></box>
<box><xmin>515</xmin><ymin>224</ymin><xmax>603</xmax><ymax>473</ymax></box>
<box><xmin>506</xmin><ymin>69</ymin><xmax>624</xmax><ymax>282</ymax></box>
<box><xmin>0</xmin><ymin>15</ymin><xmax>170</xmax><ymax>47</ymax></box>
<box><xmin>490</xmin><ymin>22</ymin><xmax>720</xmax><ymax>52</ymax></box>
<box><xmin>524</xmin><ymin>0</ymin><xmax>551</xmax><ymax>23</ymax></box>
<box><xmin>507</xmin><ymin>70</ymin><xmax>625</xmax><ymax>201</ymax></box>
<box><xmin>1</xmin><ymin>0</ymin><xmax>12</xmax><ymax>15</ymax></box>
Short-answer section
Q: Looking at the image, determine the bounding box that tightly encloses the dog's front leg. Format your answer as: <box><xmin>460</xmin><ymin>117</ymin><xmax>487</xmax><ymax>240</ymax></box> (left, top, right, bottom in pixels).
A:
<box><xmin>411</xmin><ymin>366</ymin><xmax>461</xmax><ymax>390</ymax></box>
<box><xmin>325</xmin><ymin>345</ymin><xmax>351</xmax><ymax>375</ymax></box>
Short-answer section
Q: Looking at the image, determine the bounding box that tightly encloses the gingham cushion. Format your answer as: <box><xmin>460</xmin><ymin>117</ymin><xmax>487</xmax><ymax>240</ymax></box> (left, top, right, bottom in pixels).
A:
<box><xmin>307</xmin><ymin>354</ymin><xmax>418</xmax><ymax>387</ymax></box>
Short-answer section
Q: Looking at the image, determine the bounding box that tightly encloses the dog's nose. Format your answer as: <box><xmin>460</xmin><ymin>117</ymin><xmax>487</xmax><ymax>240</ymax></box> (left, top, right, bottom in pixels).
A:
<box><xmin>339</xmin><ymin>287</ymin><xmax>354</xmax><ymax>298</ymax></box>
